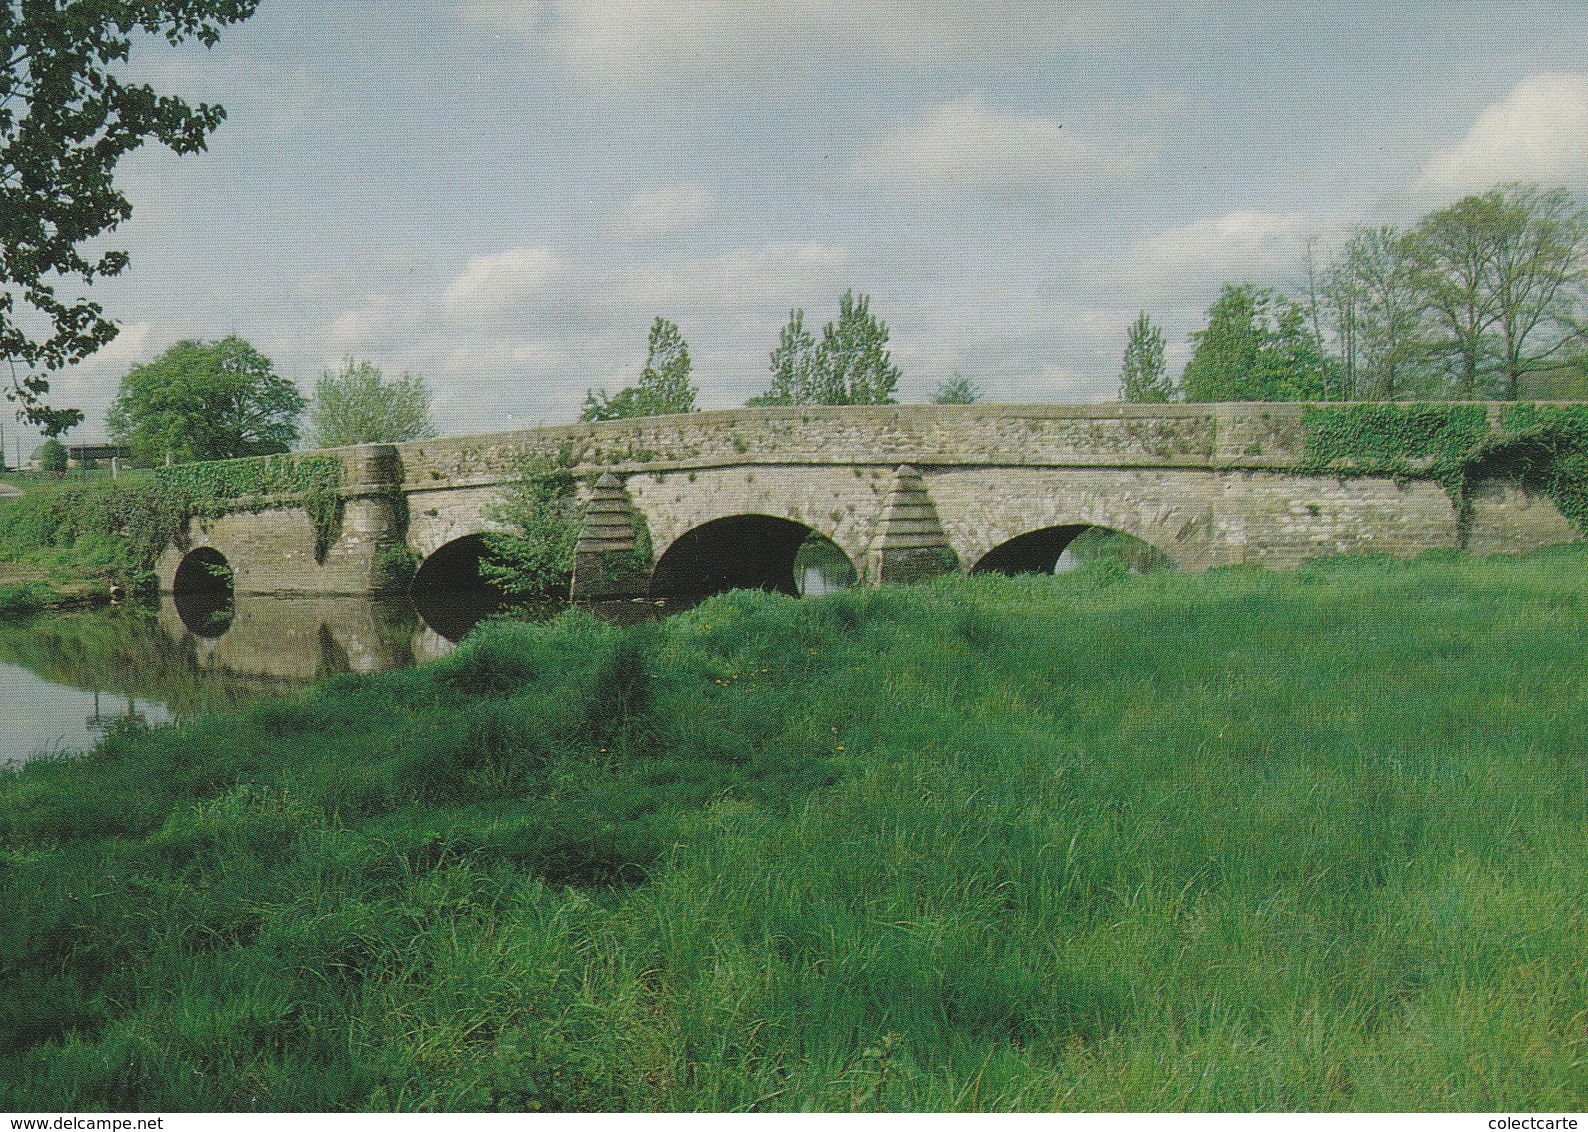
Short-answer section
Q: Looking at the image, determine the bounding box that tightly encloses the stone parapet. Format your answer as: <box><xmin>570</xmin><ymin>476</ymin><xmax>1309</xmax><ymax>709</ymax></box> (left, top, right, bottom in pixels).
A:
<box><xmin>390</xmin><ymin>403</ymin><xmax>1318</xmax><ymax>490</ymax></box>
<box><xmin>149</xmin><ymin>404</ymin><xmax>1586</xmax><ymax>597</ymax></box>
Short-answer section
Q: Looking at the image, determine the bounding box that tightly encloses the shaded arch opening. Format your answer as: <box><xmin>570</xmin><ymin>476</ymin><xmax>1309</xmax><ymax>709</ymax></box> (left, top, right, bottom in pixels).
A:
<box><xmin>651</xmin><ymin>516</ymin><xmax>856</xmax><ymax>600</ymax></box>
<box><xmin>172</xmin><ymin>547</ymin><xmax>234</xmax><ymax>638</ymax></box>
<box><xmin>971</xmin><ymin>525</ymin><xmax>1174</xmax><ymax>577</ymax></box>
<box><xmin>410</xmin><ymin>534</ymin><xmax>504</xmax><ymax>643</ymax></box>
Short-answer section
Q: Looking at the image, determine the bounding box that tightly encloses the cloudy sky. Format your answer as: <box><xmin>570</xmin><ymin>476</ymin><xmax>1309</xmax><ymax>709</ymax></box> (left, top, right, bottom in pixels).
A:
<box><xmin>29</xmin><ymin>1</ymin><xmax>1588</xmax><ymax>444</ymax></box>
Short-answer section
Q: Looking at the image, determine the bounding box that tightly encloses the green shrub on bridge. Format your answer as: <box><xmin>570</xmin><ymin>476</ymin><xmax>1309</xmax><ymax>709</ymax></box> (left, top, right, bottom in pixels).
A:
<box><xmin>154</xmin><ymin>451</ymin><xmax>343</xmax><ymax>504</ymax></box>
<box><xmin>1469</xmin><ymin>403</ymin><xmax>1588</xmax><ymax>532</ymax></box>
<box><xmin>1302</xmin><ymin>401</ymin><xmax>1588</xmax><ymax>539</ymax></box>
<box><xmin>480</xmin><ymin>448</ymin><xmax>581</xmax><ymax>600</ymax></box>
<box><xmin>1301</xmin><ymin>402</ymin><xmax>1490</xmax><ymax>469</ymax></box>
<box><xmin>153</xmin><ymin>453</ymin><xmax>346</xmax><ymax>562</ymax></box>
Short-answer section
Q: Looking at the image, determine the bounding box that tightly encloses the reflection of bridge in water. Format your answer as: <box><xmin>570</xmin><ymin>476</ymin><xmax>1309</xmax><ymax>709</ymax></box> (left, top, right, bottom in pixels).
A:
<box><xmin>160</xmin><ymin>591</ymin><xmax>668</xmax><ymax>687</ymax></box>
<box><xmin>0</xmin><ymin>597</ymin><xmax>473</xmax><ymax>762</ymax></box>
<box><xmin>161</xmin><ymin>593</ymin><xmax>448</xmax><ymax>679</ymax></box>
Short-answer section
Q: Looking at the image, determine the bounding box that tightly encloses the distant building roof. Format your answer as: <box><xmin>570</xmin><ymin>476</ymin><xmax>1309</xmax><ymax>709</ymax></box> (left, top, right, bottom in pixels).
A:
<box><xmin>27</xmin><ymin>441</ymin><xmax>128</xmax><ymax>463</ymax></box>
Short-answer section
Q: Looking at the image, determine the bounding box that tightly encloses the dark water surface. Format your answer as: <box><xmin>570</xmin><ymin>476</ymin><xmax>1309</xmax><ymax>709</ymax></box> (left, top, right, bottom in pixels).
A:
<box><xmin>0</xmin><ymin>592</ymin><xmax>641</xmax><ymax>766</ymax></box>
<box><xmin>0</xmin><ymin>544</ymin><xmax>868</xmax><ymax>766</ymax></box>
<box><xmin>0</xmin><ymin>531</ymin><xmax>1171</xmax><ymax>765</ymax></box>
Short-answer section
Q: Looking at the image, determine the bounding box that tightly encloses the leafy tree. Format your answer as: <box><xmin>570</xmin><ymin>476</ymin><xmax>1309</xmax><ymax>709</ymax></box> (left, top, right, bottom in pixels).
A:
<box><xmin>582</xmin><ymin>317</ymin><xmax>697</xmax><ymax>422</ymax></box>
<box><xmin>1319</xmin><ymin>246</ymin><xmax>1368</xmax><ymax>400</ymax></box>
<box><xmin>37</xmin><ymin>437</ymin><xmax>66</xmax><ymax>474</ymax></box>
<box><xmin>1407</xmin><ymin>194</ymin><xmax>1503</xmax><ymax>399</ymax></box>
<box><xmin>107</xmin><ymin>336</ymin><xmax>306</xmax><ymax>465</ymax></box>
<box><xmin>750</xmin><ymin>309</ymin><xmax>818</xmax><ymax>406</ymax></box>
<box><xmin>749</xmin><ymin>290</ymin><xmax>901</xmax><ymax>406</ymax></box>
<box><xmin>1179</xmin><ymin>284</ymin><xmax>1328</xmax><ymax>402</ymax></box>
<box><xmin>310</xmin><ymin>359</ymin><xmax>438</xmax><ymax>447</ymax></box>
<box><xmin>480</xmin><ymin>451</ymin><xmax>580</xmax><ymax>601</ymax></box>
<box><xmin>815</xmin><ymin>289</ymin><xmax>901</xmax><ymax>405</ymax></box>
<box><xmin>1118</xmin><ymin>312</ymin><xmax>1172</xmax><ymax>402</ymax></box>
<box><xmin>932</xmin><ymin>374</ymin><xmax>981</xmax><ymax>404</ymax></box>
<box><xmin>1339</xmin><ymin>225</ymin><xmax>1428</xmax><ymax>400</ymax></box>
<box><xmin>1481</xmin><ymin>184</ymin><xmax>1587</xmax><ymax>400</ymax></box>
<box><xmin>1313</xmin><ymin>184</ymin><xmax>1587</xmax><ymax>401</ymax></box>
<box><xmin>1</xmin><ymin>1</ymin><xmax>258</xmax><ymax>436</ymax></box>
<box><xmin>1314</xmin><ymin>229</ymin><xmax>1428</xmax><ymax>401</ymax></box>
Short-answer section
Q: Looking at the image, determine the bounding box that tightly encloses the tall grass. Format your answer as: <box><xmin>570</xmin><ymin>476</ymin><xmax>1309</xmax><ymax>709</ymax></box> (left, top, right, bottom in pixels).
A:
<box><xmin>0</xmin><ymin>583</ymin><xmax>46</xmax><ymax>620</ymax></box>
<box><xmin>0</xmin><ymin>478</ymin><xmax>155</xmax><ymax>595</ymax></box>
<box><xmin>2</xmin><ymin>547</ymin><xmax>1587</xmax><ymax>1110</ymax></box>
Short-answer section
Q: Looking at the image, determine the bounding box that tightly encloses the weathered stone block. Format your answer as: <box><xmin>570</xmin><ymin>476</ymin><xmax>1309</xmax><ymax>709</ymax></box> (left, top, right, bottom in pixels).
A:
<box><xmin>868</xmin><ymin>466</ymin><xmax>958</xmax><ymax>584</ymax></box>
<box><xmin>571</xmin><ymin>473</ymin><xmax>652</xmax><ymax>600</ymax></box>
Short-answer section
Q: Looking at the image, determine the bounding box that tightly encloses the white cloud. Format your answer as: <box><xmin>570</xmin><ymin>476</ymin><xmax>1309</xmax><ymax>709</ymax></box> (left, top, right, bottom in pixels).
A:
<box><xmin>1416</xmin><ymin>73</ymin><xmax>1588</xmax><ymax>195</ymax></box>
<box><xmin>1109</xmin><ymin>210</ymin><xmax>1314</xmax><ymax>297</ymax></box>
<box><xmin>94</xmin><ymin>321</ymin><xmax>155</xmax><ymax>371</ymax></box>
<box><xmin>459</xmin><ymin>2</ymin><xmax>1123</xmax><ymax>87</ymax></box>
<box><xmin>442</xmin><ymin>246</ymin><xmax>564</xmax><ymax>315</ymax></box>
<box><xmin>612</xmin><ymin>183</ymin><xmax>715</xmax><ymax>240</ymax></box>
<box><xmin>614</xmin><ymin>241</ymin><xmax>852</xmax><ymax>313</ymax></box>
<box><xmin>328</xmin><ymin>296</ymin><xmax>404</xmax><ymax>350</ymax></box>
<box><xmin>454</xmin><ymin>0</ymin><xmax>547</xmax><ymax>40</ymax></box>
<box><xmin>854</xmin><ymin>96</ymin><xmax>1147</xmax><ymax>191</ymax></box>
<box><xmin>506</xmin><ymin>339</ymin><xmax>573</xmax><ymax>370</ymax></box>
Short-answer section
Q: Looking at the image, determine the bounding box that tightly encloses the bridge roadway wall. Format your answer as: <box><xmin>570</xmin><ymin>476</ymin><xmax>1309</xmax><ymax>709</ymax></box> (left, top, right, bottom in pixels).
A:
<box><xmin>153</xmin><ymin>402</ymin><xmax>1580</xmax><ymax>595</ymax></box>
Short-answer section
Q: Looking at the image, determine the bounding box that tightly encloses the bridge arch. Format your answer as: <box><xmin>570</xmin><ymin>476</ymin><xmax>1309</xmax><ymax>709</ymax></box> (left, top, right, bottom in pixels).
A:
<box><xmin>932</xmin><ymin>468</ymin><xmax>1210</xmax><ymax>574</ymax></box>
<box><xmin>408</xmin><ymin>533</ymin><xmax>507</xmax><ymax>642</ymax></box>
<box><xmin>970</xmin><ymin>523</ymin><xmax>1175</xmax><ymax>576</ymax></box>
<box><xmin>171</xmin><ymin>546</ymin><xmax>235</xmax><ymax>637</ymax></box>
<box><xmin>411</xmin><ymin>533</ymin><xmax>498</xmax><ymax>595</ymax></box>
<box><xmin>172</xmin><ymin>545</ymin><xmax>233</xmax><ymax>595</ymax></box>
<box><xmin>625</xmin><ymin>465</ymin><xmax>883</xmax><ymax>586</ymax></box>
<box><xmin>649</xmin><ymin>514</ymin><xmax>857</xmax><ymax>600</ymax></box>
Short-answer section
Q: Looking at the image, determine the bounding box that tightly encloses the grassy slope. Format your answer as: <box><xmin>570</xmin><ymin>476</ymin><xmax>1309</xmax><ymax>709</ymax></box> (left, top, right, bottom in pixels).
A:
<box><xmin>0</xmin><ymin>473</ymin><xmax>149</xmax><ymax>613</ymax></box>
<box><xmin>2</xmin><ymin>549</ymin><xmax>1586</xmax><ymax>1111</ymax></box>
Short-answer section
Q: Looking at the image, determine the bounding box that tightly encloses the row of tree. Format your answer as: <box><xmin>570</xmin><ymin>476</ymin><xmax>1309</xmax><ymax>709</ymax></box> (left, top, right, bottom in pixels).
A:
<box><xmin>104</xmin><ymin>338</ymin><xmax>437</xmax><ymax>465</ymax></box>
<box><xmin>581</xmin><ymin>289</ymin><xmax>979</xmax><ymax>421</ymax></box>
<box><xmin>99</xmin><ymin>182</ymin><xmax>1588</xmax><ymax>471</ymax></box>
<box><xmin>1121</xmin><ymin>182</ymin><xmax>1588</xmax><ymax>404</ymax></box>
<box><xmin>99</xmin><ymin>287</ymin><xmax>955</xmax><ymax>467</ymax></box>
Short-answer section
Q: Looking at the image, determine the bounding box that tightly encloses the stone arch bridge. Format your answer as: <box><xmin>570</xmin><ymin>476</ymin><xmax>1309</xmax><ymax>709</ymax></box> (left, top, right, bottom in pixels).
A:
<box><xmin>155</xmin><ymin>403</ymin><xmax>1578</xmax><ymax>601</ymax></box>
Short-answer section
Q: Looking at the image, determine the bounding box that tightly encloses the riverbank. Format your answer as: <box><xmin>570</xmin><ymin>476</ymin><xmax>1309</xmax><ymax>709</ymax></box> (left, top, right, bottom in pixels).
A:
<box><xmin>0</xmin><ymin>473</ymin><xmax>138</xmax><ymax>616</ymax></box>
<box><xmin>3</xmin><ymin>547</ymin><xmax>1587</xmax><ymax>1110</ymax></box>
<box><xmin>0</xmin><ymin>574</ymin><xmax>112</xmax><ymax>618</ymax></box>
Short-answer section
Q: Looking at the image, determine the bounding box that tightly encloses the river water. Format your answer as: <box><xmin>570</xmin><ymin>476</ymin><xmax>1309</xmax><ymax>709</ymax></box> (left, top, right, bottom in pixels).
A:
<box><xmin>2</xmin><ymin>547</ymin><xmax>864</xmax><ymax>766</ymax></box>
<box><xmin>0</xmin><ymin>591</ymin><xmax>524</xmax><ymax>766</ymax></box>
<box><xmin>0</xmin><ymin>526</ymin><xmax>1180</xmax><ymax>766</ymax></box>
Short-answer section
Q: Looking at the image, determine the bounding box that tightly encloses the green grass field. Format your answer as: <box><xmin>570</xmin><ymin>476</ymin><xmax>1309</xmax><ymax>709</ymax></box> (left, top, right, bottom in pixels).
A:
<box><xmin>2</xmin><ymin>547</ymin><xmax>1586</xmax><ymax>1110</ymax></box>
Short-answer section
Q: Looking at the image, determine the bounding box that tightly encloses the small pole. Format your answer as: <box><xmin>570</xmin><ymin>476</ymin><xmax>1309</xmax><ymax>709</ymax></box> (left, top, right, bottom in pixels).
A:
<box><xmin>111</xmin><ymin>455</ymin><xmax>119</xmax><ymax>480</ymax></box>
